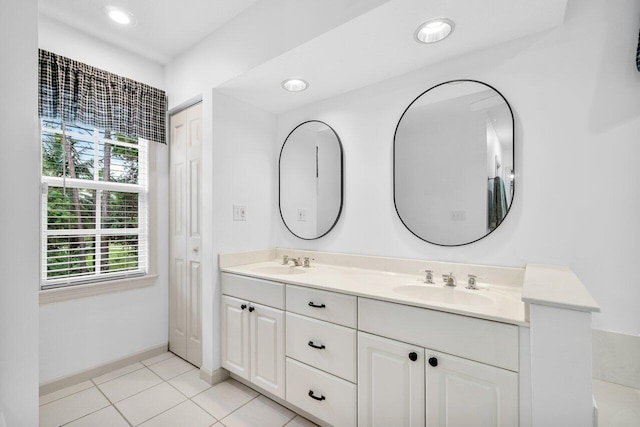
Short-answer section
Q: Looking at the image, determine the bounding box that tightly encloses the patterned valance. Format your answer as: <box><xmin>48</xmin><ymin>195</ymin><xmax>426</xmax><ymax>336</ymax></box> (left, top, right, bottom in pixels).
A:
<box><xmin>38</xmin><ymin>49</ymin><xmax>167</xmax><ymax>144</ymax></box>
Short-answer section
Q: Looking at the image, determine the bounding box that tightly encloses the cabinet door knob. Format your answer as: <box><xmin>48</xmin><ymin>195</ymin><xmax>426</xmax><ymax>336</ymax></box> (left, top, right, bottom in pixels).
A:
<box><xmin>308</xmin><ymin>341</ymin><xmax>326</xmax><ymax>350</ymax></box>
<box><xmin>240</xmin><ymin>304</ymin><xmax>247</xmax><ymax>310</ymax></box>
<box><xmin>248</xmin><ymin>306</ymin><xmax>255</xmax><ymax>312</ymax></box>
<box><xmin>308</xmin><ymin>302</ymin><xmax>326</xmax><ymax>308</ymax></box>
<box><xmin>429</xmin><ymin>357</ymin><xmax>438</xmax><ymax>367</ymax></box>
<box><xmin>408</xmin><ymin>352</ymin><xmax>418</xmax><ymax>361</ymax></box>
<box><xmin>308</xmin><ymin>390</ymin><xmax>326</xmax><ymax>401</ymax></box>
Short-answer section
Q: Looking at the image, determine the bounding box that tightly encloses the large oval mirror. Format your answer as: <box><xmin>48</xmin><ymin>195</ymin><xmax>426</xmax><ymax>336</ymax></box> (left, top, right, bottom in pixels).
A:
<box><xmin>279</xmin><ymin>120</ymin><xmax>343</xmax><ymax>240</ymax></box>
<box><xmin>394</xmin><ymin>80</ymin><xmax>514</xmax><ymax>246</ymax></box>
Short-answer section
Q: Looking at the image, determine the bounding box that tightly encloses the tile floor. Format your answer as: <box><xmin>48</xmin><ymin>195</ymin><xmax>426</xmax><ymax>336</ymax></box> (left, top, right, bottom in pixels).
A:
<box><xmin>39</xmin><ymin>352</ymin><xmax>316</xmax><ymax>427</ymax></box>
<box><xmin>593</xmin><ymin>379</ymin><xmax>640</xmax><ymax>427</ymax></box>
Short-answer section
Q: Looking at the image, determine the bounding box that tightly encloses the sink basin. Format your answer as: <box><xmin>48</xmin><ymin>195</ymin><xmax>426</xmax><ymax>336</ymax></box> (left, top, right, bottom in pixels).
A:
<box><xmin>393</xmin><ymin>285</ymin><xmax>493</xmax><ymax>307</ymax></box>
<box><xmin>251</xmin><ymin>266</ymin><xmax>306</xmax><ymax>275</ymax></box>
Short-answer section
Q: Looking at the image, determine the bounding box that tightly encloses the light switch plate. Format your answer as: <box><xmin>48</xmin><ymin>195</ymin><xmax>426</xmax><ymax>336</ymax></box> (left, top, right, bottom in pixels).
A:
<box><xmin>234</xmin><ymin>205</ymin><xmax>247</xmax><ymax>221</ymax></box>
<box><xmin>297</xmin><ymin>209</ymin><xmax>306</xmax><ymax>222</ymax></box>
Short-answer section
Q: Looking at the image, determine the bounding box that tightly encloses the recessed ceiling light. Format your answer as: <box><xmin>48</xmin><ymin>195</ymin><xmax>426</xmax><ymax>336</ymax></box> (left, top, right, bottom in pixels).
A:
<box><xmin>281</xmin><ymin>78</ymin><xmax>309</xmax><ymax>92</ymax></box>
<box><xmin>103</xmin><ymin>6</ymin><xmax>136</xmax><ymax>26</ymax></box>
<box><xmin>414</xmin><ymin>18</ymin><xmax>454</xmax><ymax>44</ymax></box>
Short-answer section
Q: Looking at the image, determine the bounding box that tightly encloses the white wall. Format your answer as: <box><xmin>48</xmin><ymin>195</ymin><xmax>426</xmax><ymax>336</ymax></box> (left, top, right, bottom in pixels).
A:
<box><xmin>38</xmin><ymin>15</ymin><xmax>164</xmax><ymax>89</ymax></box>
<box><xmin>0</xmin><ymin>0</ymin><xmax>39</xmax><ymax>424</ymax></box>
<box><xmin>276</xmin><ymin>0</ymin><xmax>640</xmax><ymax>335</ymax></box>
<box><xmin>203</xmin><ymin>91</ymin><xmax>277</xmax><ymax>372</ymax></box>
<box><xmin>38</xmin><ymin>20</ymin><xmax>170</xmax><ymax>383</ymax></box>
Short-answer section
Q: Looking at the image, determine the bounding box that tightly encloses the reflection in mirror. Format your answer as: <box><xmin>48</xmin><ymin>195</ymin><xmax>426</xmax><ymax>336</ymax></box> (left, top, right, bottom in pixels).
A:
<box><xmin>279</xmin><ymin>121</ymin><xmax>343</xmax><ymax>240</ymax></box>
<box><xmin>394</xmin><ymin>80</ymin><xmax>514</xmax><ymax>246</ymax></box>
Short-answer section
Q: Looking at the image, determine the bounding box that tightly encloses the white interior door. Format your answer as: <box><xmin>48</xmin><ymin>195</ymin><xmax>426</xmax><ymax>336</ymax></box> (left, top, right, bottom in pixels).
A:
<box><xmin>169</xmin><ymin>102</ymin><xmax>202</xmax><ymax>367</ymax></box>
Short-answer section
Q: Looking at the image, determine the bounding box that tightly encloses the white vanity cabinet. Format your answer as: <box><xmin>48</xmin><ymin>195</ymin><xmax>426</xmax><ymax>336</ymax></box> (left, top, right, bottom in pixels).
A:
<box><xmin>358</xmin><ymin>297</ymin><xmax>520</xmax><ymax>427</ymax></box>
<box><xmin>221</xmin><ymin>274</ymin><xmax>286</xmax><ymax>399</ymax></box>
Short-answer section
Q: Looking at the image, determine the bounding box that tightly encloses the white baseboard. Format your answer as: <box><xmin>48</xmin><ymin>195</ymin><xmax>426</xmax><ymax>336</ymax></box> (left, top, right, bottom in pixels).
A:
<box><xmin>39</xmin><ymin>343</ymin><xmax>168</xmax><ymax>396</ymax></box>
<box><xmin>199</xmin><ymin>367</ymin><xmax>229</xmax><ymax>385</ymax></box>
<box><xmin>593</xmin><ymin>329</ymin><xmax>640</xmax><ymax>389</ymax></box>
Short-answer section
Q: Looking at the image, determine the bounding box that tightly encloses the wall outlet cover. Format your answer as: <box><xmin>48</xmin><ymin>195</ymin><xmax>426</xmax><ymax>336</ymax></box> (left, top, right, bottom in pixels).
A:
<box><xmin>297</xmin><ymin>209</ymin><xmax>306</xmax><ymax>222</ymax></box>
<box><xmin>233</xmin><ymin>205</ymin><xmax>247</xmax><ymax>221</ymax></box>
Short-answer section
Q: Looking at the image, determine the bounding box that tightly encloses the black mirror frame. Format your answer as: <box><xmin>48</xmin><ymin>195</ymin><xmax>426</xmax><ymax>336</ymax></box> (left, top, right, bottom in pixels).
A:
<box><xmin>393</xmin><ymin>79</ymin><xmax>515</xmax><ymax>247</ymax></box>
<box><xmin>279</xmin><ymin>120</ymin><xmax>344</xmax><ymax>240</ymax></box>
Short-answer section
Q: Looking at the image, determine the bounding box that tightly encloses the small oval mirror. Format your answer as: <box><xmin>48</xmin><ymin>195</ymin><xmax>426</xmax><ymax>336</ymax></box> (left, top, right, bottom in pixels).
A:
<box><xmin>394</xmin><ymin>80</ymin><xmax>515</xmax><ymax>246</ymax></box>
<box><xmin>279</xmin><ymin>120</ymin><xmax>343</xmax><ymax>240</ymax></box>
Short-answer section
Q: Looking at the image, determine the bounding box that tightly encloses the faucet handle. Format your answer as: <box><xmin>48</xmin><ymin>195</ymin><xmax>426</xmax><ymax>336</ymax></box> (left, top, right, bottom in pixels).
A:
<box><xmin>282</xmin><ymin>255</ymin><xmax>289</xmax><ymax>265</ymax></box>
<box><xmin>423</xmin><ymin>269</ymin><xmax>434</xmax><ymax>284</ymax></box>
<box><xmin>467</xmin><ymin>274</ymin><xmax>478</xmax><ymax>290</ymax></box>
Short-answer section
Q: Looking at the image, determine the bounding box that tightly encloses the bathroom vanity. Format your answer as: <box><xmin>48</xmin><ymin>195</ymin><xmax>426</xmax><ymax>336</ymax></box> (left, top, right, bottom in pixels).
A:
<box><xmin>218</xmin><ymin>248</ymin><xmax>596</xmax><ymax>426</ymax></box>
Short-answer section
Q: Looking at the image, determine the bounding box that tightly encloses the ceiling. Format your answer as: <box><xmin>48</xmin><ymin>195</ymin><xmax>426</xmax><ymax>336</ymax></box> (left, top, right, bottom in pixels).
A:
<box><xmin>38</xmin><ymin>0</ymin><xmax>259</xmax><ymax>64</ymax></box>
<box><xmin>218</xmin><ymin>0</ymin><xmax>568</xmax><ymax>113</ymax></box>
<box><xmin>39</xmin><ymin>0</ymin><xmax>567</xmax><ymax>113</ymax></box>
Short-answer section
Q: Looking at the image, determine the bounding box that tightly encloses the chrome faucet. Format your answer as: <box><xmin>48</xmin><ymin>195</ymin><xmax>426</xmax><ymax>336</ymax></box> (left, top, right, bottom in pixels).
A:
<box><xmin>303</xmin><ymin>257</ymin><xmax>313</xmax><ymax>268</ymax></box>
<box><xmin>282</xmin><ymin>255</ymin><xmax>302</xmax><ymax>266</ymax></box>
<box><xmin>466</xmin><ymin>274</ymin><xmax>478</xmax><ymax>290</ymax></box>
<box><xmin>424</xmin><ymin>269</ymin><xmax>434</xmax><ymax>284</ymax></box>
<box><xmin>442</xmin><ymin>272</ymin><xmax>457</xmax><ymax>287</ymax></box>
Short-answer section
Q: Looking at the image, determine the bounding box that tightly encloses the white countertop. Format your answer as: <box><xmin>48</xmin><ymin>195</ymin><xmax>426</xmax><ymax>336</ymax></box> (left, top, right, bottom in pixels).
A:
<box><xmin>221</xmin><ymin>259</ymin><xmax>529</xmax><ymax>326</ymax></box>
<box><xmin>522</xmin><ymin>264</ymin><xmax>600</xmax><ymax>312</ymax></box>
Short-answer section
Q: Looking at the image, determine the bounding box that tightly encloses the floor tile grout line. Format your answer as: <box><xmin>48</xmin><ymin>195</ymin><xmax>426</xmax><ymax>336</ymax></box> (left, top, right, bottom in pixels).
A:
<box><xmin>92</xmin><ymin>364</ymin><xmax>147</xmax><ymax>387</ymax></box>
<box><xmin>218</xmin><ymin>394</ymin><xmax>260</xmax><ymax>424</ymax></box>
<box><xmin>93</xmin><ymin>385</ymin><xmax>134</xmax><ymax>427</ymax></box>
<box><xmin>96</xmin><ymin>367</ymin><xmax>166</xmax><ymax>406</ymax></box>
<box><xmin>55</xmin><ymin>387</ymin><xmax>114</xmax><ymax>427</ymax></box>
<box><xmin>39</xmin><ymin>382</ymin><xmax>96</xmax><ymax>407</ymax></box>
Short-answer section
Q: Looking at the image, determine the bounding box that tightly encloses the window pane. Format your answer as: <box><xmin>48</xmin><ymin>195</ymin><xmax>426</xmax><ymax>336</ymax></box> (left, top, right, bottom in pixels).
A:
<box><xmin>41</xmin><ymin>132</ymin><xmax>95</xmax><ymax>180</ymax></box>
<box><xmin>101</xmin><ymin>191</ymin><xmax>139</xmax><ymax>229</ymax></box>
<box><xmin>98</xmin><ymin>140</ymin><xmax>139</xmax><ymax>184</ymax></box>
<box><xmin>47</xmin><ymin>187</ymin><xmax>96</xmax><ymax>230</ymax></box>
<box><xmin>100</xmin><ymin>235</ymin><xmax>139</xmax><ymax>273</ymax></box>
<box><xmin>46</xmin><ymin>235</ymin><xmax>96</xmax><ymax>279</ymax></box>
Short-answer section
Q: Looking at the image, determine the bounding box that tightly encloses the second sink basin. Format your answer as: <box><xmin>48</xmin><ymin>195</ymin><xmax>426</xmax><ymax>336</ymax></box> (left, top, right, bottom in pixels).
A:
<box><xmin>393</xmin><ymin>285</ymin><xmax>493</xmax><ymax>307</ymax></box>
<box><xmin>251</xmin><ymin>265</ymin><xmax>306</xmax><ymax>275</ymax></box>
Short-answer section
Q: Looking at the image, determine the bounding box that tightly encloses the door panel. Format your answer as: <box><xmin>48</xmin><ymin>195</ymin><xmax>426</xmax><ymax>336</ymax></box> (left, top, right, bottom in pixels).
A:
<box><xmin>358</xmin><ymin>332</ymin><xmax>425</xmax><ymax>427</ymax></box>
<box><xmin>426</xmin><ymin>350</ymin><xmax>518</xmax><ymax>427</ymax></box>
<box><xmin>251</xmin><ymin>303</ymin><xmax>285</xmax><ymax>399</ymax></box>
<box><xmin>170</xmin><ymin>103</ymin><xmax>203</xmax><ymax>366</ymax></box>
<box><xmin>221</xmin><ymin>295</ymin><xmax>250</xmax><ymax>380</ymax></box>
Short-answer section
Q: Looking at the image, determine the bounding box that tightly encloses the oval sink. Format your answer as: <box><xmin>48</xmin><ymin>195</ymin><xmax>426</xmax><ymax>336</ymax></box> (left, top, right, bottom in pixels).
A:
<box><xmin>393</xmin><ymin>285</ymin><xmax>493</xmax><ymax>307</ymax></box>
<box><xmin>252</xmin><ymin>266</ymin><xmax>306</xmax><ymax>275</ymax></box>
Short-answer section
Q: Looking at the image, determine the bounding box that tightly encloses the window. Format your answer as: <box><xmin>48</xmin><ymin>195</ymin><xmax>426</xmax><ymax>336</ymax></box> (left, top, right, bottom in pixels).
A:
<box><xmin>40</xmin><ymin>119</ymin><xmax>149</xmax><ymax>289</ymax></box>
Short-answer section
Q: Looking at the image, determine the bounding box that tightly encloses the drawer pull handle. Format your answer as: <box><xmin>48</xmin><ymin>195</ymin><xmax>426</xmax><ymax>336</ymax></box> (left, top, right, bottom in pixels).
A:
<box><xmin>308</xmin><ymin>341</ymin><xmax>326</xmax><ymax>350</ymax></box>
<box><xmin>240</xmin><ymin>304</ymin><xmax>247</xmax><ymax>310</ymax></box>
<box><xmin>408</xmin><ymin>352</ymin><xmax>418</xmax><ymax>361</ymax></box>
<box><xmin>308</xmin><ymin>302</ymin><xmax>326</xmax><ymax>308</ymax></box>
<box><xmin>248</xmin><ymin>306</ymin><xmax>255</xmax><ymax>313</ymax></box>
<box><xmin>308</xmin><ymin>390</ymin><xmax>326</xmax><ymax>401</ymax></box>
<box><xmin>429</xmin><ymin>357</ymin><xmax>438</xmax><ymax>367</ymax></box>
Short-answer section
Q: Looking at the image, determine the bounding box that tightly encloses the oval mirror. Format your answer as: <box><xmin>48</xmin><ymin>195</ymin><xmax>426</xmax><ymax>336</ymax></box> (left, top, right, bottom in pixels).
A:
<box><xmin>279</xmin><ymin>120</ymin><xmax>343</xmax><ymax>240</ymax></box>
<box><xmin>394</xmin><ymin>80</ymin><xmax>515</xmax><ymax>246</ymax></box>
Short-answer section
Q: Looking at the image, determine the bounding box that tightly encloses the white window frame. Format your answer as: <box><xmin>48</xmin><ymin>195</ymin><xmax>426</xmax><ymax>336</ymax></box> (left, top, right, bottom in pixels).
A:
<box><xmin>39</xmin><ymin>120</ymin><xmax>152</xmax><ymax>295</ymax></box>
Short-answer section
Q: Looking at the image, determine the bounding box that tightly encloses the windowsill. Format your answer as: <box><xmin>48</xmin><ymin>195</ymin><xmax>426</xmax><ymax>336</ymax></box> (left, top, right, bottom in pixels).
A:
<box><xmin>39</xmin><ymin>274</ymin><xmax>158</xmax><ymax>304</ymax></box>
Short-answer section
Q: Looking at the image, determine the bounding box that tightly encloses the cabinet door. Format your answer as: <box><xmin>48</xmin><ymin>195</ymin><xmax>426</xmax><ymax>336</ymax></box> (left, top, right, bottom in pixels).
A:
<box><xmin>221</xmin><ymin>295</ymin><xmax>250</xmax><ymax>380</ymax></box>
<box><xmin>358</xmin><ymin>332</ymin><xmax>425</xmax><ymax>427</ymax></box>
<box><xmin>250</xmin><ymin>303</ymin><xmax>285</xmax><ymax>399</ymax></box>
<box><xmin>425</xmin><ymin>350</ymin><xmax>518</xmax><ymax>427</ymax></box>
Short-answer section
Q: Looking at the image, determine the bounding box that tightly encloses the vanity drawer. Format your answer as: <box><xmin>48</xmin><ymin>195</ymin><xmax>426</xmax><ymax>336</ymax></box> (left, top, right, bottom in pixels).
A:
<box><xmin>221</xmin><ymin>273</ymin><xmax>285</xmax><ymax>310</ymax></box>
<box><xmin>286</xmin><ymin>358</ymin><xmax>356</xmax><ymax>427</ymax></box>
<box><xmin>286</xmin><ymin>312</ymin><xmax>356</xmax><ymax>383</ymax></box>
<box><xmin>358</xmin><ymin>297</ymin><xmax>519</xmax><ymax>371</ymax></box>
<box><xmin>286</xmin><ymin>285</ymin><xmax>357</xmax><ymax>328</ymax></box>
